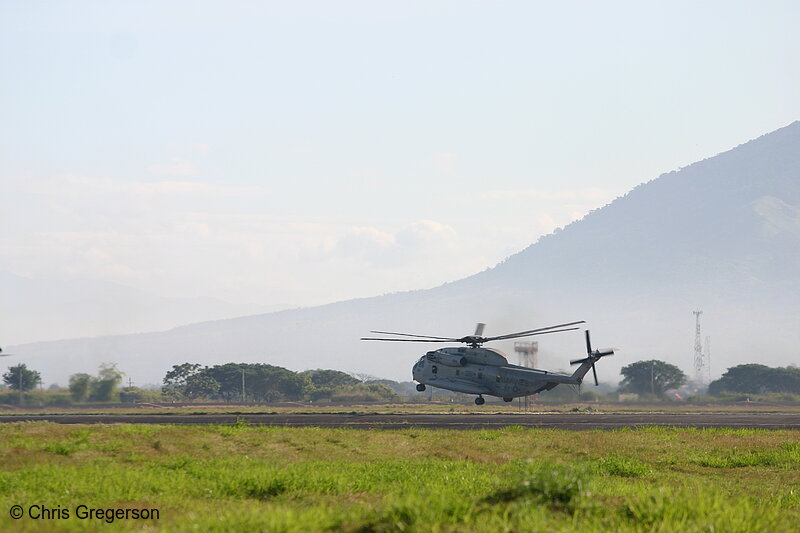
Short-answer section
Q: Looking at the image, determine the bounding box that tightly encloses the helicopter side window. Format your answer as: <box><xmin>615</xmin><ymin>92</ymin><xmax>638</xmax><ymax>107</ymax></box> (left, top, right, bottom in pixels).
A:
<box><xmin>432</xmin><ymin>365</ymin><xmax>438</xmax><ymax>374</ymax></box>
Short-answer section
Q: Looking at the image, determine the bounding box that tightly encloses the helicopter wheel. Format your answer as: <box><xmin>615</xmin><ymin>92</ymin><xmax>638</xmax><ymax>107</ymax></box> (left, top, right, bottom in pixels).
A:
<box><xmin>416</xmin><ymin>383</ymin><xmax>426</xmax><ymax>392</ymax></box>
<box><xmin>503</xmin><ymin>397</ymin><xmax>513</xmax><ymax>402</ymax></box>
<box><xmin>475</xmin><ymin>396</ymin><xmax>485</xmax><ymax>406</ymax></box>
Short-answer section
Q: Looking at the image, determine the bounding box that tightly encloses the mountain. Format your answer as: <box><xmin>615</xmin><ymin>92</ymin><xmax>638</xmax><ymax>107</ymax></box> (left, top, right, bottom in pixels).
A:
<box><xmin>0</xmin><ymin>272</ymin><xmax>277</xmax><ymax>345</ymax></box>
<box><xmin>8</xmin><ymin>122</ymin><xmax>800</xmax><ymax>387</ymax></box>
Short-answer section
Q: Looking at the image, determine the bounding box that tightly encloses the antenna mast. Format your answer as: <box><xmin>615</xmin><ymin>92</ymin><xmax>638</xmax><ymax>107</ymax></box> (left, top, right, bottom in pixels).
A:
<box><xmin>693</xmin><ymin>310</ymin><xmax>706</xmax><ymax>385</ymax></box>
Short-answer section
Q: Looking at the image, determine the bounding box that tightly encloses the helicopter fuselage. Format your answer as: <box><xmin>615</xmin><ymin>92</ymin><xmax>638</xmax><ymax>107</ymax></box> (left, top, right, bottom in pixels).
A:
<box><xmin>412</xmin><ymin>346</ymin><xmax>580</xmax><ymax>399</ymax></box>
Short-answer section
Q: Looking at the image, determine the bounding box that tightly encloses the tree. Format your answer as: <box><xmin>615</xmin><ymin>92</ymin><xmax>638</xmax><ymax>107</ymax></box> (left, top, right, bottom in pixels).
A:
<box><xmin>302</xmin><ymin>369</ymin><xmax>360</xmax><ymax>389</ymax></box>
<box><xmin>163</xmin><ymin>363</ymin><xmax>203</xmax><ymax>389</ymax></box>
<box><xmin>90</xmin><ymin>363</ymin><xmax>124</xmax><ymax>402</ymax></box>
<box><xmin>708</xmin><ymin>364</ymin><xmax>800</xmax><ymax>395</ymax></box>
<box><xmin>203</xmin><ymin>363</ymin><xmax>310</xmax><ymax>402</ymax></box>
<box><xmin>329</xmin><ymin>383</ymin><xmax>400</xmax><ymax>403</ymax></box>
<box><xmin>619</xmin><ymin>360</ymin><xmax>687</xmax><ymax>396</ymax></box>
<box><xmin>184</xmin><ymin>373</ymin><xmax>220</xmax><ymax>399</ymax></box>
<box><xmin>68</xmin><ymin>373</ymin><xmax>93</xmax><ymax>401</ymax></box>
<box><xmin>3</xmin><ymin>364</ymin><xmax>41</xmax><ymax>391</ymax></box>
<box><xmin>162</xmin><ymin>363</ymin><xmax>217</xmax><ymax>399</ymax></box>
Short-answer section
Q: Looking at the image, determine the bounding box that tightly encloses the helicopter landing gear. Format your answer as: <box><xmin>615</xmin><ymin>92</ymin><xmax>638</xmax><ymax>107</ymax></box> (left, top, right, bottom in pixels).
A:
<box><xmin>416</xmin><ymin>383</ymin><xmax>426</xmax><ymax>392</ymax></box>
<box><xmin>475</xmin><ymin>396</ymin><xmax>485</xmax><ymax>406</ymax></box>
<box><xmin>503</xmin><ymin>397</ymin><xmax>513</xmax><ymax>402</ymax></box>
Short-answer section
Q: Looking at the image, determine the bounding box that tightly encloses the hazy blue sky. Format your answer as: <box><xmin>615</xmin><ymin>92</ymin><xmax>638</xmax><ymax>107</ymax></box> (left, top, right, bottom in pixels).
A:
<box><xmin>2</xmin><ymin>1</ymin><xmax>798</xmax><ymax>309</ymax></box>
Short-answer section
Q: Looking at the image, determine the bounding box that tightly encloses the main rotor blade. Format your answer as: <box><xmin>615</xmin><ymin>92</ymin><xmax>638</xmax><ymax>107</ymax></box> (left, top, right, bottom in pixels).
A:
<box><xmin>483</xmin><ymin>320</ymin><xmax>585</xmax><ymax>342</ymax></box>
<box><xmin>360</xmin><ymin>337</ymin><xmax>454</xmax><ymax>342</ymax></box>
<box><xmin>484</xmin><ymin>326</ymin><xmax>581</xmax><ymax>342</ymax></box>
<box><xmin>592</xmin><ymin>363</ymin><xmax>598</xmax><ymax>386</ymax></box>
<box><xmin>474</xmin><ymin>323</ymin><xmax>486</xmax><ymax>336</ymax></box>
<box><xmin>368</xmin><ymin>331</ymin><xmax>455</xmax><ymax>340</ymax></box>
<box><xmin>585</xmin><ymin>330</ymin><xmax>593</xmax><ymax>355</ymax></box>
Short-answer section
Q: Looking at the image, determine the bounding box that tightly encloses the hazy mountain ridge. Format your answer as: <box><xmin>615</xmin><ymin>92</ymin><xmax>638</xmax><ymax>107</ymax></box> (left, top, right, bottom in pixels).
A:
<box><xmin>8</xmin><ymin>122</ymin><xmax>800</xmax><ymax>386</ymax></box>
<box><xmin>0</xmin><ymin>271</ymin><xmax>279</xmax><ymax>345</ymax></box>
<box><xmin>479</xmin><ymin>121</ymin><xmax>800</xmax><ymax>290</ymax></box>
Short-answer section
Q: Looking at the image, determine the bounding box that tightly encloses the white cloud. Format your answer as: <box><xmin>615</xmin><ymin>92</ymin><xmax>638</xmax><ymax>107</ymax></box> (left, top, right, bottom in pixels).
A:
<box><xmin>335</xmin><ymin>227</ymin><xmax>396</xmax><ymax>257</ymax></box>
<box><xmin>482</xmin><ymin>187</ymin><xmax>615</xmax><ymax>203</ymax></box>
<box><xmin>24</xmin><ymin>174</ymin><xmax>267</xmax><ymax>199</ymax></box>
<box><xmin>1</xmin><ymin>171</ymin><xmax>621</xmax><ymax>310</ymax></box>
<box><xmin>190</xmin><ymin>143</ymin><xmax>212</xmax><ymax>154</ymax></box>
<box><xmin>429</xmin><ymin>152</ymin><xmax>459</xmax><ymax>175</ymax></box>
<box><xmin>330</xmin><ymin>220</ymin><xmax>459</xmax><ymax>268</ymax></box>
<box><xmin>396</xmin><ymin>220</ymin><xmax>457</xmax><ymax>248</ymax></box>
<box><xmin>148</xmin><ymin>157</ymin><xmax>197</xmax><ymax>177</ymax></box>
<box><xmin>477</xmin><ymin>186</ymin><xmax>622</xmax><ymax>240</ymax></box>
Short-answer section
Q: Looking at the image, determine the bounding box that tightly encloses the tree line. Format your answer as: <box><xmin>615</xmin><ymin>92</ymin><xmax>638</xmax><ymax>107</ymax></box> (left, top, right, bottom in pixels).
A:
<box><xmin>161</xmin><ymin>363</ymin><xmax>400</xmax><ymax>403</ymax></box>
<box><xmin>617</xmin><ymin>361</ymin><xmax>800</xmax><ymax>397</ymax></box>
<box><xmin>4</xmin><ymin>360</ymin><xmax>800</xmax><ymax>404</ymax></box>
<box><xmin>708</xmin><ymin>364</ymin><xmax>800</xmax><ymax>396</ymax></box>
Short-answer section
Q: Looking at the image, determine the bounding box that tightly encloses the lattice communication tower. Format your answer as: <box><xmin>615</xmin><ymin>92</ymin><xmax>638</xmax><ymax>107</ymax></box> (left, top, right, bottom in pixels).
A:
<box><xmin>514</xmin><ymin>341</ymin><xmax>539</xmax><ymax>409</ymax></box>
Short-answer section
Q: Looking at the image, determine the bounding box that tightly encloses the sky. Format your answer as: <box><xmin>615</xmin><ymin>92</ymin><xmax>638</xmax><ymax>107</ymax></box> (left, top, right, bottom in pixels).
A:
<box><xmin>2</xmin><ymin>1</ymin><xmax>799</xmax><ymax>314</ymax></box>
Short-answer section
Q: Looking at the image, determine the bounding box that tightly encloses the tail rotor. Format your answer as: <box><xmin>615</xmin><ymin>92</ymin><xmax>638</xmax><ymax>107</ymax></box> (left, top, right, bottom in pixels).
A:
<box><xmin>570</xmin><ymin>330</ymin><xmax>614</xmax><ymax>386</ymax></box>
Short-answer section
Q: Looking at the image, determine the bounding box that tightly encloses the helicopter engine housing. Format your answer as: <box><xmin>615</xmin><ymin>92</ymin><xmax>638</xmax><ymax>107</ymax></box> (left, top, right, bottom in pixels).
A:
<box><xmin>425</xmin><ymin>351</ymin><xmax>467</xmax><ymax>367</ymax></box>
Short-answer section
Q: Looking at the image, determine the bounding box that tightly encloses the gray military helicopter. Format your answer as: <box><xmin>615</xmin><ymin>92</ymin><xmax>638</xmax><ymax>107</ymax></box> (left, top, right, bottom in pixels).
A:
<box><xmin>361</xmin><ymin>321</ymin><xmax>613</xmax><ymax>405</ymax></box>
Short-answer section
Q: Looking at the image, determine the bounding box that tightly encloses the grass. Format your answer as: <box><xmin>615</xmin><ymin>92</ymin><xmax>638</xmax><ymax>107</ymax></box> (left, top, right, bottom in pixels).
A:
<box><xmin>4</xmin><ymin>399</ymin><xmax>800</xmax><ymax>417</ymax></box>
<box><xmin>0</xmin><ymin>423</ymin><xmax>798</xmax><ymax>531</ymax></box>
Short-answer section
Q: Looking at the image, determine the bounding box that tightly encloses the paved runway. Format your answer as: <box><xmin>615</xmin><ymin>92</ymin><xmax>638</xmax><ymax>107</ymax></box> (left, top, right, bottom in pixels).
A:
<box><xmin>1</xmin><ymin>412</ymin><xmax>800</xmax><ymax>430</ymax></box>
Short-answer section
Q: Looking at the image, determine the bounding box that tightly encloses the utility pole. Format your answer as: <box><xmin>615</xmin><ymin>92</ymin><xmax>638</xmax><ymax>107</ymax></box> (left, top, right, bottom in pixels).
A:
<box><xmin>651</xmin><ymin>360</ymin><xmax>655</xmax><ymax>396</ymax></box>
<box><xmin>241</xmin><ymin>369</ymin><xmax>246</xmax><ymax>403</ymax></box>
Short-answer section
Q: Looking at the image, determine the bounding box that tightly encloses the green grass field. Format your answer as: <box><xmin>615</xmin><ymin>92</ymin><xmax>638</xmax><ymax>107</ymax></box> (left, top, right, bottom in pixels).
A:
<box><xmin>5</xmin><ymin>399</ymin><xmax>800</xmax><ymax>416</ymax></box>
<box><xmin>1</xmin><ymin>422</ymin><xmax>798</xmax><ymax>532</ymax></box>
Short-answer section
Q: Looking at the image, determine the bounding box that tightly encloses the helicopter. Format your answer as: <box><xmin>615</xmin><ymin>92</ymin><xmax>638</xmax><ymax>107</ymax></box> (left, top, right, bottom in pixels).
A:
<box><xmin>361</xmin><ymin>321</ymin><xmax>614</xmax><ymax>405</ymax></box>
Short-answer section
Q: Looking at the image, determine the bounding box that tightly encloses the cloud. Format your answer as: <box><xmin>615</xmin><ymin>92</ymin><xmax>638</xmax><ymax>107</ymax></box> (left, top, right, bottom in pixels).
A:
<box><xmin>479</xmin><ymin>186</ymin><xmax>622</xmax><ymax>237</ymax></box>
<box><xmin>481</xmin><ymin>187</ymin><xmax>614</xmax><ymax>203</ymax></box>
<box><xmin>330</xmin><ymin>220</ymin><xmax>460</xmax><ymax>270</ymax></box>
<box><xmin>428</xmin><ymin>152</ymin><xmax>458</xmax><ymax>175</ymax></box>
<box><xmin>148</xmin><ymin>157</ymin><xmax>197</xmax><ymax>177</ymax></box>
<box><xmin>25</xmin><ymin>174</ymin><xmax>267</xmax><ymax>199</ymax></box>
<box><xmin>1</xmin><ymin>170</ymin><xmax>620</xmax><ymax>310</ymax></box>
<box><xmin>335</xmin><ymin>227</ymin><xmax>396</xmax><ymax>257</ymax></box>
<box><xmin>395</xmin><ymin>220</ymin><xmax>457</xmax><ymax>248</ymax></box>
<box><xmin>190</xmin><ymin>143</ymin><xmax>212</xmax><ymax>154</ymax></box>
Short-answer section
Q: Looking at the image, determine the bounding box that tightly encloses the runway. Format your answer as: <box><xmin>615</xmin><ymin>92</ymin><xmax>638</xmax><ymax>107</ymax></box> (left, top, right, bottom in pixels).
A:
<box><xmin>2</xmin><ymin>412</ymin><xmax>800</xmax><ymax>430</ymax></box>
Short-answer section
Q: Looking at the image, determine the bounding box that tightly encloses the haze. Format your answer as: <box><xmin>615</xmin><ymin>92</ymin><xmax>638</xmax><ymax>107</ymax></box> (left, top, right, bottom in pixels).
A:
<box><xmin>1</xmin><ymin>2</ymin><xmax>799</xmax><ymax>385</ymax></box>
